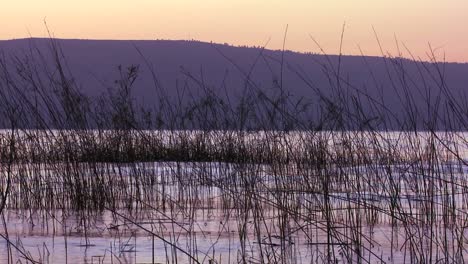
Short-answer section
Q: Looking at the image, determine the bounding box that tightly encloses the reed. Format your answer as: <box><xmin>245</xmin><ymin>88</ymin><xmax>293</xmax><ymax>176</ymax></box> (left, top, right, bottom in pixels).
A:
<box><xmin>0</xmin><ymin>37</ymin><xmax>466</xmax><ymax>263</ymax></box>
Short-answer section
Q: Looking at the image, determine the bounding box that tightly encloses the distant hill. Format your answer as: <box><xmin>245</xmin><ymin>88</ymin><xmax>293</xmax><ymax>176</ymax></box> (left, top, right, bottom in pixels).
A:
<box><xmin>0</xmin><ymin>38</ymin><xmax>467</xmax><ymax>130</ymax></box>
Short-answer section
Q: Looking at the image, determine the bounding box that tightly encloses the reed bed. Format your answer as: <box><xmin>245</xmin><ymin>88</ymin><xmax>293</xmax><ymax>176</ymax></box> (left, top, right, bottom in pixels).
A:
<box><xmin>0</xmin><ymin>38</ymin><xmax>466</xmax><ymax>263</ymax></box>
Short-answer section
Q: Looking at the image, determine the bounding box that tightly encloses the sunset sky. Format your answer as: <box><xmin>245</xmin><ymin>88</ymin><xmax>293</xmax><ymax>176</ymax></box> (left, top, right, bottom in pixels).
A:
<box><xmin>2</xmin><ymin>0</ymin><xmax>467</xmax><ymax>62</ymax></box>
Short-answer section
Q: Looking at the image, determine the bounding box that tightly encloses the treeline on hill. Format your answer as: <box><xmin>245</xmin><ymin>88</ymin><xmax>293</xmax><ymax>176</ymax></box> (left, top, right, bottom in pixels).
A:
<box><xmin>0</xmin><ymin>38</ymin><xmax>466</xmax><ymax>132</ymax></box>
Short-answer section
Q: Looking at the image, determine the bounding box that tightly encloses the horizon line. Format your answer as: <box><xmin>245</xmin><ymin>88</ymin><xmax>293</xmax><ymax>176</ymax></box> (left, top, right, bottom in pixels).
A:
<box><xmin>1</xmin><ymin>37</ymin><xmax>466</xmax><ymax>64</ymax></box>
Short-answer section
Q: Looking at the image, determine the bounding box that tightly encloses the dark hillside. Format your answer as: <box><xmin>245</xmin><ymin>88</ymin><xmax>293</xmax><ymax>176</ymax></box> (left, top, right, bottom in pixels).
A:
<box><xmin>1</xmin><ymin>38</ymin><xmax>467</xmax><ymax>130</ymax></box>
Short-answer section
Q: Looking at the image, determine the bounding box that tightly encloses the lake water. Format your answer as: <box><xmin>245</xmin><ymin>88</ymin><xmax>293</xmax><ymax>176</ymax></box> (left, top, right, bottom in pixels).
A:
<box><xmin>0</xmin><ymin>131</ymin><xmax>467</xmax><ymax>263</ymax></box>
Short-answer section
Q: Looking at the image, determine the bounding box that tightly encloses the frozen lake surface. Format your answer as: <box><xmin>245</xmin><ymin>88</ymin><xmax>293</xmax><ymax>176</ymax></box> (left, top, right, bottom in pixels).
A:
<box><xmin>0</xmin><ymin>131</ymin><xmax>466</xmax><ymax>263</ymax></box>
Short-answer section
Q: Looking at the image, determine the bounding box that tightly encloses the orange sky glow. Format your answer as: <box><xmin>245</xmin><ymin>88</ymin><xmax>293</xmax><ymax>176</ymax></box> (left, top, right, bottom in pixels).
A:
<box><xmin>1</xmin><ymin>0</ymin><xmax>467</xmax><ymax>62</ymax></box>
